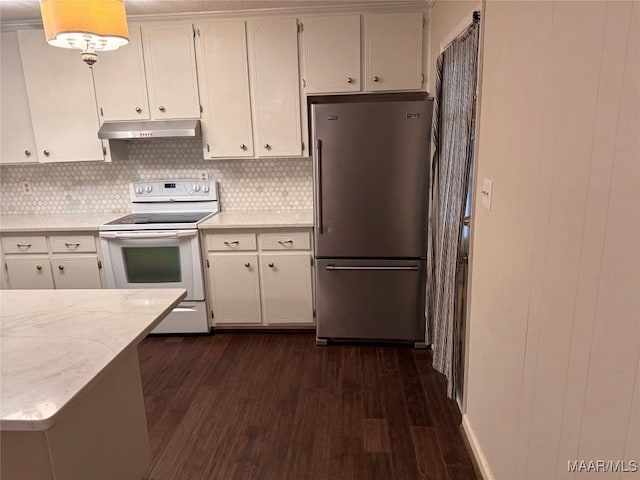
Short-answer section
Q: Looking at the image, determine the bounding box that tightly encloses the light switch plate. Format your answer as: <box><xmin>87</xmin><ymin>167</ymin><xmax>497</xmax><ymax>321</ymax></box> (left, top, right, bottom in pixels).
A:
<box><xmin>481</xmin><ymin>179</ymin><xmax>493</xmax><ymax>210</ymax></box>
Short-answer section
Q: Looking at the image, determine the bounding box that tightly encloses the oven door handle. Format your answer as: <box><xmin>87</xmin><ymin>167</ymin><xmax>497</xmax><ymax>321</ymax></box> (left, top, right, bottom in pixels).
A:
<box><xmin>99</xmin><ymin>230</ymin><xmax>198</xmax><ymax>240</ymax></box>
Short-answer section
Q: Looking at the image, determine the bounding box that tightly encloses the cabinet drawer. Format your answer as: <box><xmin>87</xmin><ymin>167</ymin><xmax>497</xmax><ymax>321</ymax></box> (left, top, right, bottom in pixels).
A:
<box><xmin>49</xmin><ymin>235</ymin><xmax>96</xmax><ymax>253</ymax></box>
<box><xmin>2</xmin><ymin>235</ymin><xmax>48</xmax><ymax>254</ymax></box>
<box><xmin>259</xmin><ymin>232</ymin><xmax>310</xmax><ymax>251</ymax></box>
<box><xmin>207</xmin><ymin>233</ymin><xmax>256</xmax><ymax>251</ymax></box>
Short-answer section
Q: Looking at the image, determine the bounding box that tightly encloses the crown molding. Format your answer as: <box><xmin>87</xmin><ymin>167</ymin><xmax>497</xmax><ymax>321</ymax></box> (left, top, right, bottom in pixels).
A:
<box><xmin>1</xmin><ymin>1</ymin><xmax>429</xmax><ymax>29</ymax></box>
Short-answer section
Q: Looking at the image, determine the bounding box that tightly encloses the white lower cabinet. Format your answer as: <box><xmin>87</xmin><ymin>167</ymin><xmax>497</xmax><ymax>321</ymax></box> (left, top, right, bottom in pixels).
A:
<box><xmin>2</xmin><ymin>234</ymin><xmax>104</xmax><ymax>290</ymax></box>
<box><xmin>50</xmin><ymin>255</ymin><xmax>102</xmax><ymax>289</ymax></box>
<box><xmin>207</xmin><ymin>253</ymin><xmax>262</xmax><ymax>324</ymax></box>
<box><xmin>260</xmin><ymin>253</ymin><xmax>313</xmax><ymax>324</ymax></box>
<box><xmin>205</xmin><ymin>229</ymin><xmax>314</xmax><ymax>327</ymax></box>
<box><xmin>5</xmin><ymin>256</ymin><xmax>54</xmax><ymax>289</ymax></box>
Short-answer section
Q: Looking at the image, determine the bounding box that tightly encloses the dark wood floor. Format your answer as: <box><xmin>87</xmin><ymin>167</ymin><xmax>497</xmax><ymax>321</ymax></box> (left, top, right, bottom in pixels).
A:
<box><xmin>137</xmin><ymin>332</ymin><xmax>476</xmax><ymax>480</ymax></box>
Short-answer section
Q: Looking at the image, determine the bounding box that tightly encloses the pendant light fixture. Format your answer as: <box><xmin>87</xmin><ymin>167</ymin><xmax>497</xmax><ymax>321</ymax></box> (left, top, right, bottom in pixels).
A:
<box><xmin>39</xmin><ymin>0</ymin><xmax>129</xmax><ymax>67</ymax></box>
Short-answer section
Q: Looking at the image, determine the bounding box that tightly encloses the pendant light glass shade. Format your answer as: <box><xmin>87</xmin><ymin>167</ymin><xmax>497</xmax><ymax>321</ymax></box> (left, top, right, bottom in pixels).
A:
<box><xmin>40</xmin><ymin>0</ymin><xmax>129</xmax><ymax>65</ymax></box>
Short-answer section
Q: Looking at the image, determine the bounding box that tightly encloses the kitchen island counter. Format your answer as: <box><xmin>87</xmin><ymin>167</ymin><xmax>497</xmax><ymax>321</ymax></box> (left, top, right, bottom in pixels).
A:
<box><xmin>198</xmin><ymin>209</ymin><xmax>313</xmax><ymax>229</ymax></box>
<box><xmin>0</xmin><ymin>288</ymin><xmax>186</xmax><ymax>480</ymax></box>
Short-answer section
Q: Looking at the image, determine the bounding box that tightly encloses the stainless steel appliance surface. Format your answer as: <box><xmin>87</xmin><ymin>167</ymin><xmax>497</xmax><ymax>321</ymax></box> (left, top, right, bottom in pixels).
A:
<box><xmin>312</xmin><ymin>97</ymin><xmax>433</xmax><ymax>344</ymax></box>
<box><xmin>100</xmin><ymin>180</ymin><xmax>219</xmax><ymax>334</ymax></box>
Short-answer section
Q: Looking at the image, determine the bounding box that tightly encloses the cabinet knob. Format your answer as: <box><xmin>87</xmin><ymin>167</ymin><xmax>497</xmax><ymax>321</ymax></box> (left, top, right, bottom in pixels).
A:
<box><xmin>24</xmin><ymin>149</ymin><xmax>31</xmax><ymax>156</ymax></box>
<box><xmin>135</xmin><ymin>106</ymin><xmax>142</xmax><ymax>113</ymax></box>
<box><xmin>36</xmin><ymin>265</ymin><xmax>42</xmax><ymax>271</ymax></box>
<box><xmin>372</xmin><ymin>76</ymin><xmax>380</xmax><ymax>82</ymax></box>
<box><xmin>346</xmin><ymin>77</ymin><xmax>353</xmax><ymax>83</ymax></box>
<box><xmin>268</xmin><ymin>262</ymin><xmax>274</xmax><ymax>268</ymax></box>
<box><xmin>244</xmin><ymin>262</ymin><xmax>250</xmax><ymax>268</ymax></box>
<box><xmin>240</xmin><ymin>144</ymin><xmax>246</xmax><ymax>150</ymax></box>
<box><xmin>263</xmin><ymin>144</ymin><xmax>271</xmax><ymax>150</ymax></box>
<box><xmin>58</xmin><ymin>265</ymin><xmax>64</xmax><ymax>271</ymax></box>
<box><xmin>158</xmin><ymin>106</ymin><xmax>166</xmax><ymax>112</ymax></box>
<box><xmin>43</xmin><ymin>149</ymin><xmax>50</xmax><ymax>156</ymax></box>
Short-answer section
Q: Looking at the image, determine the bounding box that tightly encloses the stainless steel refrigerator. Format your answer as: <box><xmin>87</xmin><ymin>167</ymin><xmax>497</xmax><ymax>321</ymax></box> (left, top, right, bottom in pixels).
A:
<box><xmin>312</xmin><ymin>97</ymin><xmax>433</xmax><ymax>345</ymax></box>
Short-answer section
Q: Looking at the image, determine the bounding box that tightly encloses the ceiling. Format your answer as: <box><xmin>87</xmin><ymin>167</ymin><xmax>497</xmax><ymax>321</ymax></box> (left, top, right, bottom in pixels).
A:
<box><xmin>0</xmin><ymin>0</ymin><xmax>431</xmax><ymax>23</ymax></box>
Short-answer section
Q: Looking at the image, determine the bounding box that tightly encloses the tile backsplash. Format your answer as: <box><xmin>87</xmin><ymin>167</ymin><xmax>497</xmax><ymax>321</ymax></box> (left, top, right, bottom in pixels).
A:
<box><xmin>0</xmin><ymin>139</ymin><xmax>313</xmax><ymax>215</ymax></box>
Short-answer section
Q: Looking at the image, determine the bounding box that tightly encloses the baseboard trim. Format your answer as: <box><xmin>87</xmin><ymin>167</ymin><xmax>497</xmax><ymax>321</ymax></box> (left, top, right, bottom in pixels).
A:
<box><xmin>461</xmin><ymin>414</ymin><xmax>494</xmax><ymax>480</ymax></box>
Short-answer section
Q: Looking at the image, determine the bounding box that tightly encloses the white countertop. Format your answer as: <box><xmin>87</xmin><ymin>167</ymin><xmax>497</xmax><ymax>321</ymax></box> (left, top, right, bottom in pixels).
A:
<box><xmin>0</xmin><ymin>211</ymin><xmax>313</xmax><ymax>233</ymax></box>
<box><xmin>0</xmin><ymin>212</ymin><xmax>120</xmax><ymax>233</ymax></box>
<box><xmin>198</xmin><ymin>210</ymin><xmax>313</xmax><ymax>229</ymax></box>
<box><xmin>0</xmin><ymin>288</ymin><xmax>186</xmax><ymax>431</ymax></box>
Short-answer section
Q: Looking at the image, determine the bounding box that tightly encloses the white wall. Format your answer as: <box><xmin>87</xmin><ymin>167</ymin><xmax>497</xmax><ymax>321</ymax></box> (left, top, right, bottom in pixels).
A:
<box><xmin>463</xmin><ymin>1</ymin><xmax>639</xmax><ymax>479</ymax></box>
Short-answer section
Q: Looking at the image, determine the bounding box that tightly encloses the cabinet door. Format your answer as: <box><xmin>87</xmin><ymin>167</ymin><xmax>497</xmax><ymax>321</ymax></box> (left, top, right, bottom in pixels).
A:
<box><xmin>93</xmin><ymin>26</ymin><xmax>150</xmax><ymax>121</ymax></box>
<box><xmin>51</xmin><ymin>255</ymin><xmax>102</xmax><ymax>289</ymax></box>
<box><xmin>6</xmin><ymin>256</ymin><xmax>54</xmax><ymax>289</ymax></box>
<box><xmin>364</xmin><ymin>13</ymin><xmax>424</xmax><ymax>92</ymax></box>
<box><xmin>196</xmin><ymin>20</ymin><xmax>254</xmax><ymax>158</ymax></box>
<box><xmin>207</xmin><ymin>253</ymin><xmax>261</xmax><ymax>324</ymax></box>
<box><xmin>301</xmin><ymin>15</ymin><xmax>361</xmax><ymax>94</ymax></box>
<box><xmin>17</xmin><ymin>30</ymin><xmax>104</xmax><ymax>162</ymax></box>
<box><xmin>247</xmin><ymin>17</ymin><xmax>302</xmax><ymax>157</ymax></box>
<box><xmin>260</xmin><ymin>253</ymin><xmax>313</xmax><ymax>324</ymax></box>
<box><xmin>142</xmin><ymin>23</ymin><xmax>201</xmax><ymax>119</ymax></box>
<box><xmin>0</xmin><ymin>32</ymin><xmax>38</xmax><ymax>165</ymax></box>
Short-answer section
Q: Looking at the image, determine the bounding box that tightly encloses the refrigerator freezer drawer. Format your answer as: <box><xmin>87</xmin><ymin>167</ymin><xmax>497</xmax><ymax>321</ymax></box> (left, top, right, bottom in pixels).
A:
<box><xmin>315</xmin><ymin>258</ymin><xmax>426</xmax><ymax>342</ymax></box>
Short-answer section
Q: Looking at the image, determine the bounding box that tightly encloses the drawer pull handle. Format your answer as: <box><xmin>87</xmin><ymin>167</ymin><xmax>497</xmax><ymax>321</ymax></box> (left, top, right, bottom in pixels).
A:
<box><xmin>16</xmin><ymin>243</ymin><xmax>32</xmax><ymax>248</ymax></box>
<box><xmin>346</xmin><ymin>77</ymin><xmax>353</xmax><ymax>83</ymax></box>
<box><xmin>278</xmin><ymin>240</ymin><xmax>294</xmax><ymax>245</ymax></box>
<box><xmin>240</xmin><ymin>144</ymin><xmax>247</xmax><ymax>150</ymax></box>
<box><xmin>224</xmin><ymin>241</ymin><xmax>240</xmax><ymax>246</ymax></box>
<box><xmin>65</xmin><ymin>242</ymin><xmax>80</xmax><ymax>248</ymax></box>
<box><xmin>244</xmin><ymin>262</ymin><xmax>251</xmax><ymax>268</ymax></box>
<box><xmin>135</xmin><ymin>106</ymin><xmax>142</xmax><ymax>113</ymax></box>
<box><xmin>372</xmin><ymin>76</ymin><xmax>380</xmax><ymax>82</ymax></box>
<box><xmin>268</xmin><ymin>262</ymin><xmax>274</xmax><ymax>268</ymax></box>
<box><xmin>158</xmin><ymin>105</ymin><xmax>166</xmax><ymax>112</ymax></box>
<box><xmin>43</xmin><ymin>149</ymin><xmax>50</xmax><ymax>156</ymax></box>
<box><xmin>58</xmin><ymin>265</ymin><xmax>64</xmax><ymax>271</ymax></box>
<box><xmin>36</xmin><ymin>264</ymin><xmax>42</xmax><ymax>271</ymax></box>
<box><xmin>263</xmin><ymin>143</ymin><xmax>271</xmax><ymax>150</ymax></box>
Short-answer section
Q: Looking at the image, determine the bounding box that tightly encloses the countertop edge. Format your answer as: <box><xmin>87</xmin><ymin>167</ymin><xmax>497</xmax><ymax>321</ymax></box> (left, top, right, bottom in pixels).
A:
<box><xmin>0</xmin><ymin>289</ymin><xmax>187</xmax><ymax>432</ymax></box>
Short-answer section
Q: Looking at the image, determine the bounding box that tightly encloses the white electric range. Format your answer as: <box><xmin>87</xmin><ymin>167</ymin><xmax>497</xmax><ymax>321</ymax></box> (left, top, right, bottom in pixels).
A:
<box><xmin>99</xmin><ymin>179</ymin><xmax>218</xmax><ymax>334</ymax></box>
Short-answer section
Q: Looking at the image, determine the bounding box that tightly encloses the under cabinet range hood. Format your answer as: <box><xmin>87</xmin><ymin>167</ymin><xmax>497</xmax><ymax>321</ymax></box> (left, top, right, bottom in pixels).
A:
<box><xmin>98</xmin><ymin>120</ymin><xmax>201</xmax><ymax>140</ymax></box>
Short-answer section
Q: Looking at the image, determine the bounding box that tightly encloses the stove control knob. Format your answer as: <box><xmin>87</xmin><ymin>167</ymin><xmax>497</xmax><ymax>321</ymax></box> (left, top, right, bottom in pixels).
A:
<box><xmin>145</xmin><ymin>185</ymin><xmax>153</xmax><ymax>193</ymax></box>
<box><xmin>193</xmin><ymin>184</ymin><xmax>201</xmax><ymax>192</ymax></box>
<box><xmin>203</xmin><ymin>185</ymin><xmax>210</xmax><ymax>193</ymax></box>
<box><xmin>135</xmin><ymin>186</ymin><xmax>143</xmax><ymax>194</ymax></box>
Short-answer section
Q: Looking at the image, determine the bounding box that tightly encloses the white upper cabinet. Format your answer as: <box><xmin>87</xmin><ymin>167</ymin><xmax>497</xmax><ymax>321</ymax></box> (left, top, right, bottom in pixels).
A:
<box><xmin>195</xmin><ymin>20</ymin><xmax>254</xmax><ymax>158</ymax></box>
<box><xmin>247</xmin><ymin>17</ymin><xmax>302</xmax><ymax>157</ymax></box>
<box><xmin>142</xmin><ymin>23</ymin><xmax>201</xmax><ymax>119</ymax></box>
<box><xmin>300</xmin><ymin>15</ymin><xmax>361</xmax><ymax>94</ymax></box>
<box><xmin>0</xmin><ymin>32</ymin><xmax>38</xmax><ymax>165</ymax></box>
<box><xmin>92</xmin><ymin>26</ymin><xmax>150</xmax><ymax>121</ymax></box>
<box><xmin>17</xmin><ymin>30</ymin><xmax>104</xmax><ymax>163</ymax></box>
<box><xmin>364</xmin><ymin>12</ymin><xmax>424</xmax><ymax>92</ymax></box>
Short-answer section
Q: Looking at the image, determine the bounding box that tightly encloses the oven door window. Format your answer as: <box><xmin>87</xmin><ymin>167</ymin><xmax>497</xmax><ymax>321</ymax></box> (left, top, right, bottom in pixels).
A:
<box><xmin>122</xmin><ymin>246</ymin><xmax>182</xmax><ymax>283</ymax></box>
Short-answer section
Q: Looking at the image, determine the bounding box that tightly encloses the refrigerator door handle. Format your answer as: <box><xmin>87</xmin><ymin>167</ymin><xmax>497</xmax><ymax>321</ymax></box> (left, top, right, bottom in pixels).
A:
<box><xmin>325</xmin><ymin>265</ymin><xmax>419</xmax><ymax>271</ymax></box>
<box><xmin>315</xmin><ymin>139</ymin><xmax>323</xmax><ymax>234</ymax></box>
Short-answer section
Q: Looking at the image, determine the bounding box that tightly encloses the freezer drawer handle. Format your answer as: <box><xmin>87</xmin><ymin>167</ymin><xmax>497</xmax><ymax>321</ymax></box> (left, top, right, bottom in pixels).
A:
<box><xmin>325</xmin><ymin>265</ymin><xmax>419</xmax><ymax>271</ymax></box>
